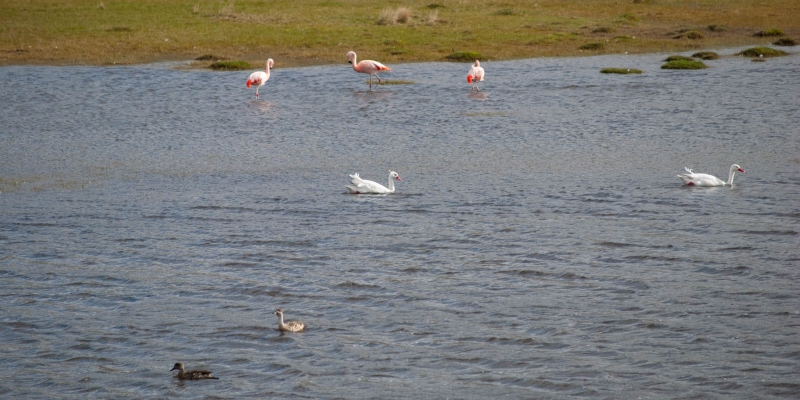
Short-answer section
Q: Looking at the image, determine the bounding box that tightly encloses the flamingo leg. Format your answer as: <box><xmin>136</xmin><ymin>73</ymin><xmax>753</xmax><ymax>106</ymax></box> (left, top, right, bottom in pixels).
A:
<box><xmin>375</xmin><ymin>74</ymin><xmax>382</xmax><ymax>84</ymax></box>
<box><xmin>368</xmin><ymin>74</ymin><xmax>373</xmax><ymax>89</ymax></box>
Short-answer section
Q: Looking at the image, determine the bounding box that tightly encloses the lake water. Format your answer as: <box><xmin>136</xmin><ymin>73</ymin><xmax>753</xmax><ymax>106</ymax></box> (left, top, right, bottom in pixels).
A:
<box><xmin>1</xmin><ymin>48</ymin><xmax>799</xmax><ymax>398</ymax></box>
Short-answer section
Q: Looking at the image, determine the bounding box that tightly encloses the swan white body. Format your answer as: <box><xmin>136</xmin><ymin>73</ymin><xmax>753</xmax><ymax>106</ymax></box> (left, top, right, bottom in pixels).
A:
<box><xmin>677</xmin><ymin>164</ymin><xmax>745</xmax><ymax>187</ymax></box>
<box><xmin>246</xmin><ymin>58</ymin><xmax>274</xmax><ymax>98</ymax></box>
<box><xmin>346</xmin><ymin>171</ymin><xmax>401</xmax><ymax>194</ymax></box>
<box><xmin>467</xmin><ymin>60</ymin><xmax>485</xmax><ymax>91</ymax></box>
<box><xmin>346</xmin><ymin>51</ymin><xmax>391</xmax><ymax>89</ymax></box>
<box><xmin>275</xmin><ymin>309</ymin><xmax>304</xmax><ymax>332</ymax></box>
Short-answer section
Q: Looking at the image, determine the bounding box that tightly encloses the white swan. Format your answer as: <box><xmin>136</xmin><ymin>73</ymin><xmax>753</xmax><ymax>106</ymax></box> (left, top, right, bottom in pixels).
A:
<box><xmin>345</xmin><ymin>171</ymin><xmax>401</xmax><ymax>194</ymax></box>
<box><xmin>275</xmin><ymin>309</ymin><xmax>305</xmax><ymax>332</ymax></box>
<box><xmin>677</xmin><ymin>164</ymin><xmax>745</xmax><ymax>186</ymax></box>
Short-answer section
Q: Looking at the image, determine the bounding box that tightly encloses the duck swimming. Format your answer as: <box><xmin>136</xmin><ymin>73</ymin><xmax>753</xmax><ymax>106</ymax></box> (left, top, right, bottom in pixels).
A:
<box><xmin>170</xmin><ymin>362</ymin><xmax>219</xmax><ymax>380</ymax></box>
<box><xmin>275</xmin><ymin>309</ymin><xmax>305</xmax><ymax>332</ymax></box>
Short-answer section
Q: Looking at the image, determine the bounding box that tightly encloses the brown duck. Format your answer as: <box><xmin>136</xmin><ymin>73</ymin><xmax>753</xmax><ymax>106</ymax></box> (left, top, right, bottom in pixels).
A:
<box><xmin>170</xmin><ymin>362</ymin><xmax>219</xmax><ymax>380</ymax></box>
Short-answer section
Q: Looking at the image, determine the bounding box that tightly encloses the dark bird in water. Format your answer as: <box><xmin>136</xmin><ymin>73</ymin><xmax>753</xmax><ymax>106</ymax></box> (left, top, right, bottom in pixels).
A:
<box><xmin>170</xmin><ymin>362</ymin><xmax>219</xmax><ymax>380</ymax></box>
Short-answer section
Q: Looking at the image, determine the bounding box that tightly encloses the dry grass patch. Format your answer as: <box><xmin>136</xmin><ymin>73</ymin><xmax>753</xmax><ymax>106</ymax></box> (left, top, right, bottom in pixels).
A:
<box><xmin>378</xmin><ymin>7</ymin><xmax>412</xmax><ymax>25</ymax></box>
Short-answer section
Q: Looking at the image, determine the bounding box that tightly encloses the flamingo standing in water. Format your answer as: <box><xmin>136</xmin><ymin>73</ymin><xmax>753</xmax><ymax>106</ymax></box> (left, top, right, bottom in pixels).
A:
<box><xmin>346</xmin><ymin>51</ymin><xmax>391</xmax><ymax>89</ymax></box>
<box><xmin>467</xmin><ymin>60</ymin><xmax>485</xmax><ymax>91</ymax></box>
<box><xmin>246</xmin><ymin>58</ymin><xmax>274</xmax><ymax>98</ymax></box>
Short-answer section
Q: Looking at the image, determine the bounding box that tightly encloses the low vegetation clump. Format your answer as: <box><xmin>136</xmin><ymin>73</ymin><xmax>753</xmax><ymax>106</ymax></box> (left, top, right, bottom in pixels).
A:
<box><xmin>580</xmin><ymin>42</ymin><xmax>604</xmax><ymax>50</ymax></box>
<box><xmin>661</xmin><ymin>60</ymin><xmax>707</xmax><ymax>69</ymax></box>
<box><xmin>691</xmin><ymin>51</ymin><xmax>718</xmax><ymax>60</ymax></box>
<box><xmin>736</xmin><ymin>47</ymin><xmax>789</xmax><ymax>57</ymax></box>
<box><xmin>673</xmin><ymin>30</ymin><xmax>704</xmax><ymax>39</ymax></box>
<box><xmin>210</xmin><ymin>60</ymin><xmax>251</xmax><ymax>70</ymax></box>
<box><xmin>664</xmin><ymin>55</ymin><xmax>694</xmax><ymax>62</ymax></box>
<box><xmin>493</xmin><ymin>9</ymin><xmax>518</xmax><ymax>16</ymax></box>
<box><xmin>600</xmin><ymin>68</ymin><xmax>642</xmax><ymax>74</ymax></box>
<box><xmin>378</xmin><ymin>7</ymin><xmax>412</xmax><ymax>25</ymax></box>
<box><xmin>195</xmin><ymin>54</ymin><xmax>227</xmax><ymax>61</ymax></box>
<box><xmin>592</xmin><ymin>26</ymin><xmax>615</xmax><ymax>33</ymax></box>
<box><xmin>707</xmin><ymin>24</ymin><xmax>726</xmax><ymax>32</ymax></box>
<box><xmin>773</xmin><ymin>38</ymin><xmax>797</xmax><ymax>46</ymax></box>
<box><xmin>446</xmin><ymin>51</ymin><xmax>483</xmax><ymax>61</ymax></box>
<box><xmin>753</xmin><ymin>28</ymin><xmax>784</xmax><ymax>37</ymax></box>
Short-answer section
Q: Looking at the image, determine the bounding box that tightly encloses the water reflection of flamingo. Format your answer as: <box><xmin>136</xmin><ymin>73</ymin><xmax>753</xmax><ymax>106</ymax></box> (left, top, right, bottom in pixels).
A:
<box><xmin>467</xmin><ymin>60</ymin><xmax>485</xmax><ymax>91</ymax></box>
<box><xmin>346</xmin><ymin>51</ymin><xmax>391</xmax><ymax>89</ymax></box>
<box><xmin>246</xmin><ymin>58</ymin><xmax>273</xmax><ymax>98</ymax></box>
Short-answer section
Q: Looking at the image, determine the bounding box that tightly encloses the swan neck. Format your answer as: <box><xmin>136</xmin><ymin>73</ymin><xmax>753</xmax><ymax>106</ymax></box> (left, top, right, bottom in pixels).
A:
<box><xmin>727</xmin><ymin>165</ymin><xmax>736</xmax><ymax>185</ymax></box>
<box><xmin>387</xmin><ymin>175</ymin><xmax>395</xmax><ymax>192</ymax></box>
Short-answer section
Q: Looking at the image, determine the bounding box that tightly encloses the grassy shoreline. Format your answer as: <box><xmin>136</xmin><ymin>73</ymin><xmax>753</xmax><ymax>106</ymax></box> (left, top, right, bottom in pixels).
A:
<box><xmin>1</xmin><ymin>0</ymin><xmax>798</xmax><ymax>68</ymax></box>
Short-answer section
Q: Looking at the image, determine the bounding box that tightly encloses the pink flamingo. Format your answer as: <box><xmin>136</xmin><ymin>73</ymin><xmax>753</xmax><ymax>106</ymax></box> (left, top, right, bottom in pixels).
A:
<box><xmin>346</xmin><ymin>51</ymin><xmax>391</xmax><ymax>89</ymax></box>
<box><xmin>467</xmin><ymin>60</ymin><xmax>485</xmax><ymax>91</ymax></box>
<box><xmin>246</xmin><ymin>58</ymin><xmax>274</xmax><ymax>98</ymax></box>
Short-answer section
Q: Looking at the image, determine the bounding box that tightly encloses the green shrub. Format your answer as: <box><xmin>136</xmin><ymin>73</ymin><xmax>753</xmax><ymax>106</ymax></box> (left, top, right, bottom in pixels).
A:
<box><xmin>691</xmin><ymin>51</ymin><xmax>718</xmax><ymax>60</ymax></box>
<box><xmin>210</xmin><ymin>60</ymin><xmax>251</xmax><ymax>70</ymax></box>
<box><xmin>753</xmin><ymin>28</ymin><xmax>784</xmax><ymax>37</ymax></box>
<box><xmin>661</xmin><ymin>60</ymin><xmax>707</xmax><ymax>69</ymax></box>
<box><xmin>736</xmin><ymin>47</ymin><xmax>789</xmax><ymax>57</ymax></box>
<box><xmin>664</xmin><ymin>55</ymin><xmax>694</xmax><ymax>62</ymax></box>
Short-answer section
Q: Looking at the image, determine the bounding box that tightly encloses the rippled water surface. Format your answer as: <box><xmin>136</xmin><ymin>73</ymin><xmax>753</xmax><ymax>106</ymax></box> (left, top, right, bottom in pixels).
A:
<box><xmin>1</xmin><ymin>49</ymin><xmax>799</xmax><ymax>398</ymax></box>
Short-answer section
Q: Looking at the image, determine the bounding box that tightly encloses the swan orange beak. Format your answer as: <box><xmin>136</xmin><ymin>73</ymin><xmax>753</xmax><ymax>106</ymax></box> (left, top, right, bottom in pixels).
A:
<box><xmin>738</xmin><ymin>168</ymin><xmax>745</xmax><ymax>173</ymax></box>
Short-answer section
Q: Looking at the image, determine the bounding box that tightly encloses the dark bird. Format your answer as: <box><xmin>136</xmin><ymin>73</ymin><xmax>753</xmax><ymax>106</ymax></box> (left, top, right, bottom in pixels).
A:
<box><xmin>170</xmin><ymin>362</ymin><xmax>219</xmax><ymax>380</ymax></box>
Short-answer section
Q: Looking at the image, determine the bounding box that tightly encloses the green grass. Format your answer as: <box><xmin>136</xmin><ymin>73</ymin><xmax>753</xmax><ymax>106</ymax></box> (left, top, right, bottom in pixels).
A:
<box><xmin>736</xmin><ymin>47</ymin><xmax>789</xmax><ymax>57</ymax></box>
<box><xmin>579</xmin><ymin>43</ymin><xmax>604</xmax><ymax>50</ymax></box>
<box><xmin>691</xmin><ymin>51</ymin><xmax>719</xmax><ymax>60</ymax></box>
<box><xmin>446</xmin><ymin>51</ymin><xmax>483</xmax><ymax>61</ymax></box>
<box><xmin>210</xmin><ymin>60</ymin><xmax>251</xmax><ymax>70</ymax></box>
<box><xmin>661</xmin><ymin>60</ymin><xmax>707</xmax><ymax>69</ymax></box>
<box><xmin>600</xmin><ymin>68</ymin><xmax>642</xmax><ymax>74</ymax></box>
<box><xmin>753</xmin><ymin>28</ymin><xmax>784</xmax><ymax>37</ymax></box>
<box><xmin>664</xmin><ymin>55</ymin><xmax>694</xmax><ymax>62</ymax></box>
<box><xmin>1</xmin><ymin>0</ymin><xmax>799</xmax><ymax>67</ymax></box>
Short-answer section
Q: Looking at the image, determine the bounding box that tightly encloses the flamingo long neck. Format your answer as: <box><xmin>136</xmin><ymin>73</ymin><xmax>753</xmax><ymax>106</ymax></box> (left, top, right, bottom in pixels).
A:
<box><xmin>726</xmin><ymin>165</ymin><xmax>737</xmax><ymax>185</ymax></box>
<box><xmin>350</xmin><ymin>55</ymin><xmax>359</xmax><ymax>72</ymax></box>
<box><xmin>387</xmin><ymin>175</ymin><xmax>395</xmax><ymax>193</ymax></box>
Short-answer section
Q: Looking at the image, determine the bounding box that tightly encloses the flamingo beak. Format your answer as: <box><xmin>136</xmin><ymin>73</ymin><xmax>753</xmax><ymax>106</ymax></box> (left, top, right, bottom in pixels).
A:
<box><xmin>738</xmin><ymin>168</ymin><xmax>745</xmax><ymax>173</ymax></box>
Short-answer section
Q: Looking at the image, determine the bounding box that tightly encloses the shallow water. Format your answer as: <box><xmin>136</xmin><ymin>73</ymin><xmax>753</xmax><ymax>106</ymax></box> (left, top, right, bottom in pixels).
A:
<box><xmin>1</xmin><ymin>48</ymin><xmax>799</xmax><ymax>398</ymax></box>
